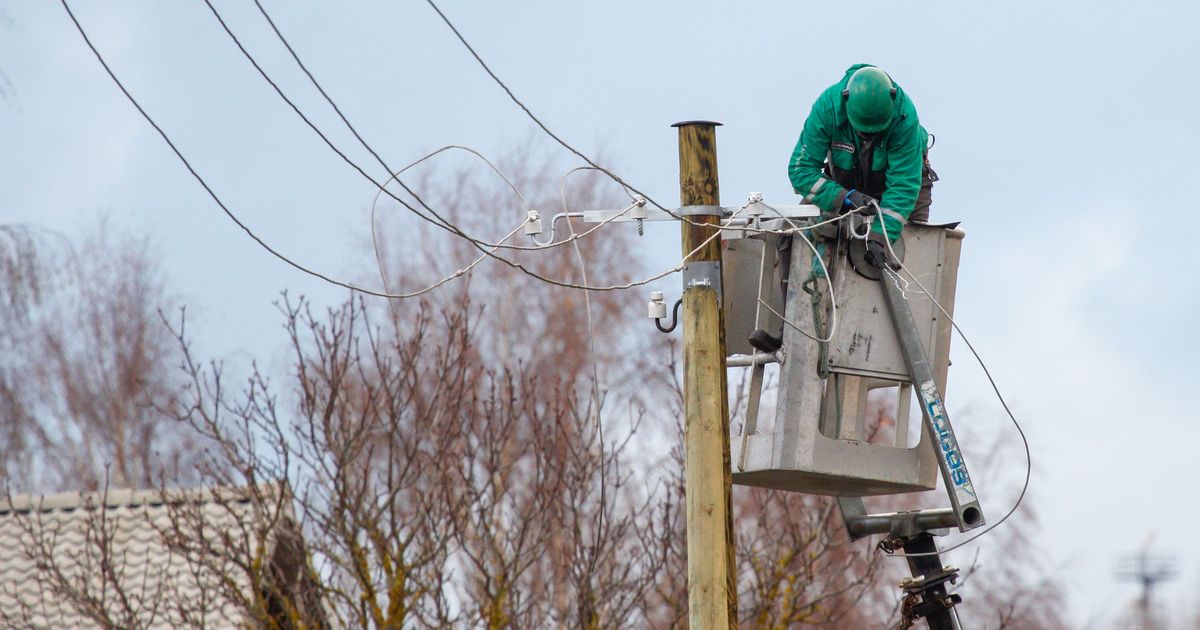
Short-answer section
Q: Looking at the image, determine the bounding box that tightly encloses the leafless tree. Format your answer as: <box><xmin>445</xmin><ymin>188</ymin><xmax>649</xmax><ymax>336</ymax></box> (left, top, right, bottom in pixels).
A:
<box><xmin>5</xmin><ymin>153</ymin><xmax>1069</xmax><ymax>629</ymax></box>
<box><xmin>0</xmin><ymin>221</ymin><xmax>199</xmax><ymax>493</ymax></box>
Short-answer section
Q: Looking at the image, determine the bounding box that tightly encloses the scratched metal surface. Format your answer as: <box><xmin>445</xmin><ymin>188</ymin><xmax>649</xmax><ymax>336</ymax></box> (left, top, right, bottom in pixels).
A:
<box><xmin>827</xmin><ymin>225</ymin><xmax>958</xmax><ymax>382</ymax></box>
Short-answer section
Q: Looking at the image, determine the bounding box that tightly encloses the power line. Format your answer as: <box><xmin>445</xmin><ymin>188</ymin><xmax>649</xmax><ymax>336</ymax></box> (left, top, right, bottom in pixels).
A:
<box><xmin>63</xmin><ymin>0</ymin><xmax>685</xmax><ymax>300</ymax></box>
<box><xmin>59</xmin><ymin>0</ymin><xmax>400</xmax><ymax>299</ymax></box>
<box><xmin>66</xmin><ymin>0</ymin><xmax>837</xmax><ymax>300</ymax></box>
<box><xmin>67</xmin><ymin>0</ymin><xmax>608</xmax><ymax>300</ymax></box>
<box><xmin>872</xmin><ymin>239</ymin><xmax>1035</xmax><ymax>559</ymax></box>
<box><xmin>251</xmin><ymin>0</ymin><xmax>407</xmax><ymax>203</ymax></box>
<box><xmin>204</xmin><ymin>0</ymin><xmax>671</xmax><ymax>292</ymax></box>
<box><xmin>200</xmin><ymin>0</ymin><xmax>463</xmax><ymax>242</ymax></box>
<box><xmin>247</xmin><ymin>0</ymin><xmax>640</xmax><ymax>254</ymax></box>
<box><xmin>368</xmin><ymin>153</ymin><xmax>645</xmax><ymax>306</ymax></box>
<box><xmin>370</xmin><ymin>146</ymin><xmax>637</xmax><ymax>254</ymax></box>
<box><xmin>421</xmin><ymin>0</ymin><xmax>680</xmax><ymax>220</ymax></box>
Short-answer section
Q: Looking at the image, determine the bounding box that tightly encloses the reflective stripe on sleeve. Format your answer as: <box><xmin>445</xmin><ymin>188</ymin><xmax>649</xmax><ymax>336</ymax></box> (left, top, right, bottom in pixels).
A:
<box><xmin>809</xmin><ymin>177</ymin><xmax>827</xmax><ymax>196</ymax></box>
<box><xmin>880</xmin><ymin>207</ymin><xmax>908</xmax><ymax>225</ymax></box>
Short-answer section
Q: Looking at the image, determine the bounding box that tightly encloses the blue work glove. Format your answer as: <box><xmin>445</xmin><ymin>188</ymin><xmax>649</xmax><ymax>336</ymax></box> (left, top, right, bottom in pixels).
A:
<box><xmin>843</xmin><ymin>189</ymin><xmax>879</xmax><ymax>215</ymax></box>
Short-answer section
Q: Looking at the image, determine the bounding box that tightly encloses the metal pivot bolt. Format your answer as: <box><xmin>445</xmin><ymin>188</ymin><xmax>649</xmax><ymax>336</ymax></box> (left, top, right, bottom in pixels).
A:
<box><xmin>747</xmin><ymin>192</ymin><xmax>764</xmax><ymax>228</ymax></box>
<box><xmin>631</xmin><ymin>195</ymin><xmax>648</xmax><ymax>235</ymax></box>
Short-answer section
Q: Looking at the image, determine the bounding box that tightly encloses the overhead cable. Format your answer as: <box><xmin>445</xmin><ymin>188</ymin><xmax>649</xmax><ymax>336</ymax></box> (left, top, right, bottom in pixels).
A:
<box><xmin>247</xmin><ymin>1</ymin><xmax>643</xmax><ymax>254</ymax></box>
<box><xmin>64</xmin><ymin>0</ymin><xmax>614</xmax><ymax>299</ymax></box>
<box><xmin>205</xmin><ymin>0</ymin><xmax>666</xmax><ymax>292</ymax></box>
<box><xmin>421</xmin><ymin>0</ymin><xmax>701</xmax><ymax>224</ymax></box>
<box><xmin>872</xmin><ymin>236</ymin><xmax>1033</xmax><ymax>558</ymax></box>
<box><xmin>369</xmin><ymin>154</ymin><xmax>643</xmax><ymax>308</ymax></box>
<box><xmin>59</xmin><ymin>0</ymin><xmax>399</xmax><ymax>298</ymax></box>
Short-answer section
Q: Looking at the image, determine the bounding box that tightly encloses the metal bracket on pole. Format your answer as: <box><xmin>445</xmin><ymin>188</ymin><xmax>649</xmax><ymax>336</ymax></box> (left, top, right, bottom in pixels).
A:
<box><xmin>580</xmin><ymin>203</ymin><xmax>819</xmax><ymax>224</ymax></box>
<box><xmin>683</xmin><ymin>261</ymin><xmax>722</xmax><ymax>307</ymax></box>
<box><xmin>678</xmin><ymin>204</ymin><xmax>726</xmax><ymax>217</ymax></box>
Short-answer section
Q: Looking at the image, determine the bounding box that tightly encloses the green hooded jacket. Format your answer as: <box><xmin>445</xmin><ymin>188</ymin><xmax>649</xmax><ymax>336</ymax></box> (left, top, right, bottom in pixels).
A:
<box><xmin>787</xmin><ymin>64</ymin><xmax>927</xmax><ymax>241</ymax></box>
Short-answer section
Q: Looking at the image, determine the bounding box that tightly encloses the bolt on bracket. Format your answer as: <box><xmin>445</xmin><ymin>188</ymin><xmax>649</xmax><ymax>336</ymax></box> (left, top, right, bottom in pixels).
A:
<box><xmin>682</xmin><ymin>261</ymin><xmax>722</xmax><ymax>307</ymax></box>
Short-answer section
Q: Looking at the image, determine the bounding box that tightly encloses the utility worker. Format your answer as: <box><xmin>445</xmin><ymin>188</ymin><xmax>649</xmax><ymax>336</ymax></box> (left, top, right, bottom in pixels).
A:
<box><xmin>750</xmin><ymin>63</ymin><xmax>936</xmax><ymax>354</ymax></box>
<box><xmin>790</xmin><ymin>63</ymin><xmax>934</xmax><ymax>238</ymax></box>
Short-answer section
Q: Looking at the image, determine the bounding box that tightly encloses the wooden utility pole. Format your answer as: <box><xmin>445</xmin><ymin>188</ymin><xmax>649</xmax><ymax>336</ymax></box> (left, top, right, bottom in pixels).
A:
<box><xmin>672</xmin><ymin>120</ymin><xmax>736</xmax><ymax>629</ymax></box>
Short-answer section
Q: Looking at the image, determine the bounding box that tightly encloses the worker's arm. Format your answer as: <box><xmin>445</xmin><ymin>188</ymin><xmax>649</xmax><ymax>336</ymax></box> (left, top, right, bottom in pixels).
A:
<box><xmin>876</xmin><ymin>107</ymin><xmax>925</xmax><ymax>242</ymax></box>
<box><xmin>788</xmin><ymin>93</ymin><xmax>848</xmax><ymax>212</ymax></box>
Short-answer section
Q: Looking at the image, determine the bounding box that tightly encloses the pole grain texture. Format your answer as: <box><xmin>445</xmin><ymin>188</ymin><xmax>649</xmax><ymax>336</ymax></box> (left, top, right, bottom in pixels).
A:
<box><xmin>674</xmin><ymin>120</ymin><xmax>737</xmax><ymax>630</ymax></box>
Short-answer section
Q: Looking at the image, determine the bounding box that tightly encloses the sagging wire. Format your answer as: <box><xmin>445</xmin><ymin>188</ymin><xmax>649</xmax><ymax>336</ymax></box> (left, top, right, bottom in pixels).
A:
<box><xmin>357</xmin><ymin>149</ymin><xmax>665</xmax><ymax>296</ymax></box>
<box><xmin>366</xmin><ymin>151</ymin><xmax>652</xmax><ymax>313</ymax></box>
<box><xmin>368</xmin><ymin>146</ymin><xmax>637</xmax><ymax>269</ymax></box>
<box><xmin>368</xmin><ymin>148</ymin><xmax>518</xmax><ymax>283</ymax></box>
<box><xmin>871</xmin><ymin>233</ymin><xmax>1034</xmax><ymax>559</ymax></box>
<box><xmin>374</xmin><ymin>222</ymin><xmax>526</xmax><ymax>317</ymax></box>
<box><xmin>557</xmin><ymin>169</ymin><xmax>604</xmax><ymax>397</ymax></box>
<box><xmin>202</xmin><ymin>0</ymin><xmax>668</xmax><ymax>293</ymax></box>
<box><xmin>422</xmin><ymin>0</ymin><xmax>737</xmax><ymax>234</ymax></box>
<box><xmin>59</xmin><ymin>0</ymin><xmax>423</xmax><ymax>299</ymax></box>
<box><xmin>369</xmin><ymin>148</ymin><xmax>643</xmax><ymax>254</ymax></box>
<box><xmin>557</xmin><ymin>167</ymin><xmax>612</xmax><ymax>566</ymax></box>
<box><xmin>749</xmin><ymin>204</ymin><xmax>854</xmax><ymax>344</ymax></box>
<box><xmin>68</xmin><ymin>0</ymin><xmax>765</xmax><ymax>298</ymax></box>
<box><xmin>252</xmin><ymin>0</ymin><xmax>585</xmax><ymax>258</ymax></box>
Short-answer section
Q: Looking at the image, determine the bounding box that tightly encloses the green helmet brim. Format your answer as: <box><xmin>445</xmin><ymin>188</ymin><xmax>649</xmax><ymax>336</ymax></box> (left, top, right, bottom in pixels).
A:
<box><xmin>847</xmin><ymin>111</ymin><xmax>894</xmax><ymax>134</ymax></box>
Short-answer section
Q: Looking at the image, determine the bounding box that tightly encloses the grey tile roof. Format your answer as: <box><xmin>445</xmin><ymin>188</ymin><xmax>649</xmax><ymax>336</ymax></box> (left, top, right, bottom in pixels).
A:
<box><xmin>0</xmin><ymin>485</ymin><xmax>281</xmax><ymax>629</ymax></box>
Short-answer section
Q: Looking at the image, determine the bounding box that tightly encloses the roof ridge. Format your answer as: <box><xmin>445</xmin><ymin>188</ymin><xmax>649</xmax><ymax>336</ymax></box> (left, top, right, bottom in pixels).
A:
<box><xmin>0</xmin><ymin>483</ymin><xmax>280</xmax><ymax>516</ymax></box>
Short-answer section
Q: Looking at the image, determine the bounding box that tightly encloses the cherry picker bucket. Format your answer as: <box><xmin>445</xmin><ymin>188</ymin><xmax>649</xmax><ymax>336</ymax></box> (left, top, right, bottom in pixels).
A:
<box><xmin>724</xmin><ymin>221</ymin><xmax>964</xmax><ymax>497</ymax></box>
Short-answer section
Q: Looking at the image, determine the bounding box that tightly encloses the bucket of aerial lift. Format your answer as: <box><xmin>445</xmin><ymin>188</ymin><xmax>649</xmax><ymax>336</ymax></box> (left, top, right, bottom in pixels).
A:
<box><xmin>722</xmin><ymin>220</ymin><xmax>965</xmax><ymax>496</ymax></box>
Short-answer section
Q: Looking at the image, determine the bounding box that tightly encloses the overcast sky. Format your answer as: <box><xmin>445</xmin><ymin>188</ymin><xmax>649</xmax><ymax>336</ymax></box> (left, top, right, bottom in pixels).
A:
<box><xmin>3</xmin><ymin>1</ymin><xmax>1199</xmax><ymax>625</ymax></box>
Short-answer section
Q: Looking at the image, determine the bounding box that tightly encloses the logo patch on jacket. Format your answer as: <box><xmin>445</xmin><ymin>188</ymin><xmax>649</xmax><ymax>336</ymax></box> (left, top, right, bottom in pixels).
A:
<box><xmin>832</xmin><ymin>141</ymin><xmax>855</xmax><ymax>154</ymax></box>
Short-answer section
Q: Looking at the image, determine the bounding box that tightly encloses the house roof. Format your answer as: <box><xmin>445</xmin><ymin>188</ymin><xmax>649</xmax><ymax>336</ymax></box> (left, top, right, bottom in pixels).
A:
<box><xmin>0</xmin><ymin>484</ymin><xmax>282</xmax><ymax>629</ymax></box>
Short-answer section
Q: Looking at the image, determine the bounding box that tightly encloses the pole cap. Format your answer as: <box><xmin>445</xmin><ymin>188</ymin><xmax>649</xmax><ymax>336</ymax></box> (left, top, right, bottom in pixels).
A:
<box><xmin>671</xmin><ymin>120</ymin><xmax>723</xmax><ymax>128</ymax></box>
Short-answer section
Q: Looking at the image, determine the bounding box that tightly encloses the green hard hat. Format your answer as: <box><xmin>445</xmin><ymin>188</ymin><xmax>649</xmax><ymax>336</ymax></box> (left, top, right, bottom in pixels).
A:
<box><xmin>843</xmin><ymin>67</ymin><xmax>897</xmax><ymax>134</ymax></box>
